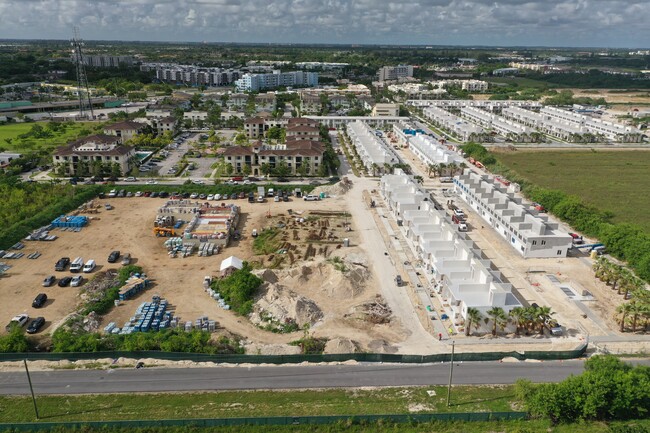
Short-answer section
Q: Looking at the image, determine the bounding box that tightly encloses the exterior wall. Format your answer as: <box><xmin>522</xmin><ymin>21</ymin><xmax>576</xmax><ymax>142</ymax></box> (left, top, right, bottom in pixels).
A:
<box><xmin>346</xmin><ymin>121</ymin><xmax>401</xmax><ymax>171</ymax></box>
<box><xmin>53</xmin><ymin>148</ymin><xmax>135</xmax><ymax>176</ymax></box>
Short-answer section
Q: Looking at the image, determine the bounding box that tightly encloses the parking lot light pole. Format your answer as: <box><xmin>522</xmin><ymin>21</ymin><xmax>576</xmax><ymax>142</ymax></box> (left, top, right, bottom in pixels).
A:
<box><xmin>23</xmin><ymin>359</ymin><xmax>39</xmax><ymax>419</ymax></box>
<box><xmin>446</xmin><ymin>340</ymin><xmax>455</xmax><ymax>407</ymax></box>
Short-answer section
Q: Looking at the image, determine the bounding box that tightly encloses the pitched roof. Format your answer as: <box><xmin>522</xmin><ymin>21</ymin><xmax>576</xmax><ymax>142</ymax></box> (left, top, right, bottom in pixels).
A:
<box><xmin>223</xmin><ymin>146</ymin><xmax>254</xmax><ymax>156</ymax></box>
<box><xmin>287</xmin><ymin>125</ymin><xmax>320</xmax><ymax>133</ymax></box>
<box><xmin>244</xmin><ymin>117</ymin><xmax>265</xmax><ymax>124</ymax></box>
<box><xmin>220</xmin><ymin>256</ymin><xmax>243</xmax><ymax>271</ymax></box>
<box><xmin>288</xmin><ymin>117</ymin><xmax>319</xmax><ymax>126</ymax></box>
<box><xmin>104</xmin><ymin>121</ymin><xmax>145</xmax><ymax>131</ymax></box>
<box><xmin>71</xmin><ymin>134</ymin><xmax>121</xmax><ymax>146</ymax></box>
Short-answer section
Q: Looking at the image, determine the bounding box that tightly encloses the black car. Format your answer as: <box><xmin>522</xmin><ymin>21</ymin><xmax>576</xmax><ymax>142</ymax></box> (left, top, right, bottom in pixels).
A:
<box><xmin>181</xmin><ymin>192</ymin><xmax>190</xmax><ymax>199</ymax></box>
<box><xmin>32</xmin><ymin>293</ymin><xmax>48</xmax><ymax>308</ymax></box>
<box><xmin>58</xmin><ymin>276</ymin><xmax>72</xmax><ymax>287</ymax></box>
<box><xmin>248</xmin><ymin>192</ymin><xmax>255</xmax><ymax>203</ymax></box>
<box><xmin>230</xmin><ymin>193</ymin><xmax>237</xmax><ymax>200</ymax></box>
<box><xmin>108</xmin><ymin>250</ymin><xmax>121</xmax><ymax>263</ymax></box>
<box><xmin>159</xmin><ymin>191</ymin><xmax>170</xmax><ymax>198</ymax></box>
<box><xmin>151</xmin><ymin>191</ymin><xmax>159</xmax><ymax>198</ymax></box>
<box><xmin>26</xmin><ymin>317</ymin><xmax>45</xmax><ymax>334</ymax></box>
<box><xmin>55</xmin><ymin>257</ymin><xmax>70</xmax><ymax>272</ymax></box>
<box><xmin>91</xmin><ymin>176</ymin><xmax>104</xmax><ymax>182</ymax></box>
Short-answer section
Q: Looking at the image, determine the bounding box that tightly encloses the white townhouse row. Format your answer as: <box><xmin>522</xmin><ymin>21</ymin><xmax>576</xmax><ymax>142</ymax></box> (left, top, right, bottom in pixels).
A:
<box><xmin>307</xmin><ymin>115</ymin><xmax>408</xmax><ymax>129</ymax></box>
<box><xmin>346</xmin><ymin>121</ymin><xmax>400</xmax><ymax>172</ymax></box>
<box><xmin>454</xmin><ymin>170</ymin><xmax>573</xmax><ymax>258</ymax></box>
<box><xmin>501</xmin><ymin>106</ymin><xmax>587</xmax><ymax>141</ymax></box>
<box><xmin>392</xmin><ymin>121</ymin><xmax>417</xmax><ymax>147</ymax></box>
<box><xmin>408</xmin><ymin>99</ymin><xmax>542</xmax><ymax>111</ymax></box>
<box><xmin>422</xmin><ymin>106</ymin><xmax>485</xmax><ymax>142</ymax></box>
<box><xmin>408</xmin><ymin>134</ymin><xmax>465</xmax><ymax>166</ymax></box>
<box><xmin>381</xmin><ymin>171</ymin><xmax>521</xmax><ymax>322</ymax></box>
<box><xmin>541</xmin><ymin>107</ymin><xmax>644</xmax><ymax>142</ymax></box>
<box><xmin>460</xmin><ymin>107</ymin><xmax>535</xmax><ymax>141</ymax></box>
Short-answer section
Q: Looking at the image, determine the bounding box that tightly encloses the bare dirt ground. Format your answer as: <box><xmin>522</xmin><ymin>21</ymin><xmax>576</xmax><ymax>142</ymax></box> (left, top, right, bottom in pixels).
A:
<box><xmin>0</xmin><ymin>189</ymin><xmax>414</xmax><ymax>354</ymax></box>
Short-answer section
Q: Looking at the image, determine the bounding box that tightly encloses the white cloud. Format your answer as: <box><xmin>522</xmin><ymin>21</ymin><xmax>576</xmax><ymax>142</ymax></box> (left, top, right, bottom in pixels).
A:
<box><xmin>0</xmin><ymin>0</ymin><xmax>648</xmax><ymax>47</ymax></box>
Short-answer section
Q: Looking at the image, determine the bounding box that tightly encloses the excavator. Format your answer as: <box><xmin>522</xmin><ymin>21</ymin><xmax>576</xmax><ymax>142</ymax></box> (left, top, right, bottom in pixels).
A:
<box><xmin>153</xmin><ymin>227</ymin><xmax>176</xmax><ymax>237</ymax></box>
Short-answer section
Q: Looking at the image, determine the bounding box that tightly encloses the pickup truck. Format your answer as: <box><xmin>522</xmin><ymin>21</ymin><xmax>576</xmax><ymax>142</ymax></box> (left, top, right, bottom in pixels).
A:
<box><xmin>54</xmin><ymin>257</ymin><xmax>70</xmax><ymax>272</ymax></box>
<box><xmin>5</xmin><ymin>314</ymin><xmax>29</xmax><ymax>331</ymax></box>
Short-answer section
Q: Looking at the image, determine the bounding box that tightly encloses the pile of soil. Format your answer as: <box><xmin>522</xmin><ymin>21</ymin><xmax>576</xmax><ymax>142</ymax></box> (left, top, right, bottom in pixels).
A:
<box><xmin>250</xmin><ymin>284</ymin><xmax>323</xmax><ymax>328</ymax></box>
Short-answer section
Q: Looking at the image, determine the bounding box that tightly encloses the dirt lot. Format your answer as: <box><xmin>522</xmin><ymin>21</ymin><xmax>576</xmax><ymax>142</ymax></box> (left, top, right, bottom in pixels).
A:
<box><xmin>0</xmin><ymin>189</ymin><xmax>411</xmax><ymax>354</ymax></box>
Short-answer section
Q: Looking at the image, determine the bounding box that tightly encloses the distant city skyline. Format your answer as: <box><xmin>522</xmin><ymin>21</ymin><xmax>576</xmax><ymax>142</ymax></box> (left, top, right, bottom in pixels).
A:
<box><xmin>0</xmin><ymin>0</ymin><xmax>648</xmax><ymax>49</ymax></box>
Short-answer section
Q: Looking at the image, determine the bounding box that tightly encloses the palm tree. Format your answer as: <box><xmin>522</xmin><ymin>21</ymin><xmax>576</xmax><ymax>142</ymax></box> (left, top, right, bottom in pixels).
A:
<box><xmin>592</xmin><ymin>256</ymin><xmax>609</xmax><ymax>280</ymax></box>
<box><xmin>622</xmin><ymin>272</ymin><xmax>644</xmax><ymax>300</ymax></box>
<box><xmin>616</xmin><ymin>303</ymin><xmax>632</xmax><ymax>333</ymax></box>
<box><xmin>427</xmin><ymin>163</ymin><xmax>438</xmax><ymax>178</ymax></box>
<box><xmin>508</xmin><ymin>307</ymin><xmax>526</xmax><ymax>336</ymax></box>
<box><xmin>537</xmin><ymin>306</ymin><xmax>554</xmax><ymax>334</ymax></box>
<box><xmin>486</xmin><ymin>307</ymin><xmax>508</xmax><ymax>336</ymax></box>
<box><xmin>438</xmin><ymin>163</ymin><xmax>447</xmax><ymax>177</ymax></box>
<box><xmin>370</xmin><ymin>163</ymin><xmax>379</xmax><ymax>177</ymax></box>
<box><xmin>447</xmin><ymin>162</ymin><xmax>458</xmax><ymax>176</ymax></box>
<box><xmin>458</xmin><ymin>162</ymin><xmax>468</xmax><ymax>175</ymax></box>
<box><xmin>465</xmin><ymin>308</ymin><xmax>482</xmax><ymax>336</ymax></box>
<box><xmin>629</xmin><ymin>300</ymin><xmax>645</xmax><ymax>333</ymax></box>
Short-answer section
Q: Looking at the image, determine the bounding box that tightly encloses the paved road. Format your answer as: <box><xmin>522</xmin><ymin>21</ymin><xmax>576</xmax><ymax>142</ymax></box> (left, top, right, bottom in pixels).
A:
<box><xmin>0</xmin><ymin>360</ymin><xmax>614</xmax><ymax>395</ymax></box>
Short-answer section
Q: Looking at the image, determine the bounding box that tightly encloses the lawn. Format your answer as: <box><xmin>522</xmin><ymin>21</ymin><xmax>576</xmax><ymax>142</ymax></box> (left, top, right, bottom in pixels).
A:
<box><xmin>495</xmin><ymin>149</ymin><xmax>650</xmax><ymax>232</ymax></box>
<box><xmin>485</xmin><ymin>77</ymin><xmax>556</xmax><ymax>89</ymax></box>
<box><xmin>0</xmin><ymin>121</ymin><xmax>101</xmax><ymax>152</ymax></box>
<box><xmin>0</xmin><ymin>386</ymin><xmax>517</xmax><ymax>423</ymax></box>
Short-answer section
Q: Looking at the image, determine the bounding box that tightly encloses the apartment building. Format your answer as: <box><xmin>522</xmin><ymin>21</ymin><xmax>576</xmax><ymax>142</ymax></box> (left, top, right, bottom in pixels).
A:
<box><xmin>103</xmin><ymin>120</ymin><xmax>146</xmax><ymax>142</ymax></box>
<box><xmin>153</xmin><ymin>116</ymin><xmax>177</xmax><ymax>136</ymax></box>
<box><xmin>378</xmin><ymin>65</ymin><xmax>414</xmax><ymax>82</ymax></box>
<box><xmin>381</xmin><ymin>171</ymin><xmax>521</xmax><ymax>322</ymax></box>
<box><xmin>227</xmin><ymin>93</ymin><xmax>249</xmax><ymax>111</ymax></box>
<box><xmin>53</xmin><ymin>135</ymin><xmax>135</xmax><ymax>176</ymax></box>
<box><xmin>460</xmin><ymin>107</ymin><xmax>534</xmax><ymax>141</ymax></box>
<box><xmin>541</xmin><ymin>107</ymin><xmax>644</xmax><ymax>142</ymax></box>
<box><xmin>254</xmin><ymin>93</ymin><xmax>277</xmax><ymax>112</ymax></box>
<box><xmin>300</xmin><ymin>93</ymin><xmax>322</xmax><ymax>115</ymax></box>
<box><xmin>430</xmin><ymin>79</ymin><xmax>488</xmax><ymax>92</ymax></box>
<box><xmin>372</xmin><ymin>103</ymin><xmax>400</xmax><ymax>117</ymax></box>
<box><xmin>286</xmin><ymin>125</ymin><xmax>320</xmax><ymax>141</ymax></box>
<box><xmin>222</xmin><ymin>140</ymin><xmax>325</xmax><ymax>176</ymax></box>
<box><xmin>81</xmin><ymin>55</ymin><xmax>134</xmax><ymax>68</ymax></box>
<box><xmin>307</xmin><ymin>116</ymin><xmax>408</xmax><ymax>129</ymax></box>
<box><xmin>183</xmin><ymin>111</ymin><xmax>208</xmax><ymax>124</ymax></box>
<box><xmin>422</xmin><ymin>106</ymin><xmax>485</xmax><ymax>142</ymax></box>
<box><xmin>346</xmin><ymin>121</ymin><xmax>401</xmax><ymax>172</ymax></box>
<box><xmin>142</xmin><ymin>63</ymin><xmax>241</xmax><ymax>87</ymax></box>
<box><xmin>235</xmin><ymin>71</ymin><xmax>318</xmax><ymax>92</ymax></box>
<box><xmin>407</xmin><ymin>99</ymin><xmax>541</xmax><ymax>111</ymax></box>
<box><xmin>454</xmin><ymin>169</ymin><xmax>573</xmax><ymax>258</ymax></box>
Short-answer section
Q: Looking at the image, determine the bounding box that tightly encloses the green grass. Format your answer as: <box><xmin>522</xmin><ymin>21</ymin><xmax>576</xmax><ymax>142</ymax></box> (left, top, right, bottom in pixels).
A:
<box><xmin>0</xmin><ymin>386</ymin><xmax>517</xmax><ymax>423</ymax></box>
<box><xmin>0</xmin><ymin>121</ymin><xmax>100</xmax><ymax>152</ymax></box>
<box><xmin>496</xmin><ymin>150</ymin><xmax>650</xmax><ymax>232</ymax></box>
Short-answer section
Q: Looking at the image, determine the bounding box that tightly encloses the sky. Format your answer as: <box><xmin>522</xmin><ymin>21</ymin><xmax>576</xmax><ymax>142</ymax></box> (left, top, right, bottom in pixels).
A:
<box><xmin>0</xmin><ymin>0</ymin><xmax>648</xmax><ymax>48</ymax></box>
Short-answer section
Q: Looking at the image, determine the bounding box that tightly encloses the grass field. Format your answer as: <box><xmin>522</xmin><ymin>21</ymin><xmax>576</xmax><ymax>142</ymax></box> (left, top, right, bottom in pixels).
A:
<box><xmin>0</xmin><ymin>121</ymin><xmax>100</xmax><ymax>152</ymax></box>
<box><xmin>495</xmin><ymin>149</ymin><xmax>650</xmax><ymax>232</ymax></box>
<box><xmin>485</xmin><ymin>77</ymin><xmax>556</xmax><ymax>89</ymax></box>
<box><xmin>0</xmin><ymin>386</ymin><xmax>517</xmax><ymax>423</ymax></box>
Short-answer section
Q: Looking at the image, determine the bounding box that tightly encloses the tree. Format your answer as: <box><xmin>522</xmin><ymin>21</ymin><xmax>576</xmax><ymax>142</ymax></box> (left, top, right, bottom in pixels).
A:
<box><xmin>465</xmin><ymin>308</ymin><xmax>482</xmax><ymax>336</ymax></box>
<box><xmin>241</xmin><ymin>164</ymin><xmax>251</xmax><ymax>176</ymax></box>
<box><xmin>260</xmin><ymin>163</ymin><xmax>273</xmax><ymax>177</ymax></box>
<box><xmin>370</xmin><ymin>163</ymin><xmax>379</xmax><ymax>177</ymax></box>
<box><xmin>616</xmin><ymin>303</ymin><xmax>632</xmax><ymax>332</ymax></box>
<box><xmin>508</xmin><ymin>307</ymin><xmax>526</xmax><ymax>336</ymax></box>
<box><xmin>486</xmin><ymin>307</ymin><xmax>508</xmax><ymax>336</ymax></box>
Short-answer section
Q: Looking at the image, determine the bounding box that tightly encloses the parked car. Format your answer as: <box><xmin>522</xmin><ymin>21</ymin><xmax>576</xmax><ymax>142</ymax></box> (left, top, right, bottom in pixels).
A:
<box><xmin>6</xmin><ymin>314</ymin><xmax>29</xmax><ymax>331</ymax></box>
<box><xmin>303</xmin><ymin>194</ymin><xmax>320</xmax><ymax>201</ymax></box>
<box><xmin>43</xmin><ymin>275</ymin><xmax>56</xmax><ymax>287</ymax></box>
<box><xmin>207</xmin><ymin>194</ymin><xmax>215</xmax><ymax>201</ymax></box>
<box><xmin>58</xmin><ymin>276</ymin><xmax>72</xmax><ymax>287</ymax></box>
<box><xmin>238</xmin><ymin>191</ymin><xmax>246</xmax><ymax>199</ymax></box>
<box><xmin>104</xmin><ymin>203</ymin><xmax>113</xmax><ymax>210</ymax></box>
<box><xmin>108</xmin><ymin>250</ymin><xmax>121</xmax><ymax>263</ymax></box>
<box><xmin>159</xmin><ymin>191</ymin><xmax>170</xmax><ymax>198</ymax></box>
<box><xmin>395</xmin><ymin>275</ymin><xmax>404</xmax><ymax>287</ymax></box>
<box><xmin>230</xmin><ymin>193</ymin><xmax>237</xmax><ymax>200</ymax></box>
<box><xmin>214</xmin><ymin>193</ymin><xmax>222</xmax><ymax>200</ymax></box>
<box><xmin>125</xmin><ymin>176</ymin><xmax>137</xmax><ymax>182</ymax></box>
<box><xmin>55</xmin><ymin>257</ymin><xmax>70</xmax><ymax>272</ymax></box>
<box><xmin>190</xmin><ymin>192</ymin><xmax>199</xmax><ymax>199</ymax></box>
<box><xmin>121</xmin><ymin>253</ymin><xmax>131</xmax><ymax>266</ymax></box>
<box><xmin>458</xmin><ymin>222</ymin><xmax>468</xmax><ymax>232</ymax></box>
<box><xmin>70</xmin><ymin>275</ymin><xmax>84</xmax><ymax>287</ymax></box>
<box><xmin>107</xmin><ymin>189</ymin><xmax>117</xmax><ymax>198</ymax></box>
<box><xmin>26</xmin><ymin>317</ymin><xmax>45</xmax><ymax>334</ymax></box>
<box><xmin>32</xmin><ymin>293</ymin><xmax>48</xmax><ymax>308</ymax></box>
<box><xmin>453</xmin><ymin>208</ymin><xmax>466</xmax><ymax>218</ymax></box>
<box><xmin>274</xmin><ymin>195</ymin><xmax>280</xmax><ymax>202</ymax></box>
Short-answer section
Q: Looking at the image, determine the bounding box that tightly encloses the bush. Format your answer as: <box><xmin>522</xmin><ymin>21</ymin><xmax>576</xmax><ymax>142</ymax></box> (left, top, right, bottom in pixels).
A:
<box><xmin>0</xmin><ymin>326</ymin><xmax>29</xmax><ymax>352</ymax></box>
<box><xmin>212</xmin><ymin>263</ymin><xmax>262</xmax><ymax>316</ymax></box>
<box><xmin>521</xmin><ymin>355</ymin><xmax>650</xmax><ymax>424</ymax></box>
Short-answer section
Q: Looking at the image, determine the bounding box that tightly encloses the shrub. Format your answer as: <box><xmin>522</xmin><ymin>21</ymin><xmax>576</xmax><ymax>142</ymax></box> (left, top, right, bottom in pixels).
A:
<box><xmin>212</xmin><ymin>263</ymin><xmax>263</xmax><ymax>316</ymax></box>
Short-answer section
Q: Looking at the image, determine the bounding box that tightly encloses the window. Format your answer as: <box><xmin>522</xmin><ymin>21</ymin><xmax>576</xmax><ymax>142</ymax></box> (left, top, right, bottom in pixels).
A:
<box><xmin>532</xmin><ymin>240</ymin><xmax>537</xmax><ymax>246</ymax></box>
<box><xmin>541</xmin><ymin>240</ymin><xmax>546</xmax><ymax>246</ymax></box>
<box><xmin>557</xmin><ymin>250</ymin><xmax>562</xmax><ymax>255</ymax></box>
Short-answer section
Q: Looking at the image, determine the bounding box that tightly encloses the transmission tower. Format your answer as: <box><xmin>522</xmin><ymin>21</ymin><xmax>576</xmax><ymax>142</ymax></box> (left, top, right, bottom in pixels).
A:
<box><xmin>71</xmin><ymin>27</ymin><xmax>94</xmax><ymax>119</ymax></box>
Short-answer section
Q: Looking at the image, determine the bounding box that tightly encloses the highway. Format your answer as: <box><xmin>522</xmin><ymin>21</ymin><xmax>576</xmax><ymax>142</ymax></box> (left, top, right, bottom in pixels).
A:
<box><xmin>0</xmin><ymin>360</ymin><xmax>635</xmax><ymax>395</ymax></box>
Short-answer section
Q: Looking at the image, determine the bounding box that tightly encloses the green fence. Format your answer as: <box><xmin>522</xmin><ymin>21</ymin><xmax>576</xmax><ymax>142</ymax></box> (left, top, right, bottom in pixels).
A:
<box><xmin>0</xmin><ymin>343</ymin><xmax>587</xmax><ymax>363</ymax></box>
<box><xmin>0</xmin><ymin>412</ymin><xmax>527</xmax><ymax>432</ymax></box>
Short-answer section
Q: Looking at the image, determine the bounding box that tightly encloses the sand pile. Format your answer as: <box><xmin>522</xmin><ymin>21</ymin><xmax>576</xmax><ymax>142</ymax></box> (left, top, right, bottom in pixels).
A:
<box><xmin>312</xmin><ymin>178</ymin><xmax>353</xmax><ymax>197</ymax></box>
<box><xmin>250</xmin><ymin>283</ymin><xmax>323</xmax><ymax>328</ymax></box>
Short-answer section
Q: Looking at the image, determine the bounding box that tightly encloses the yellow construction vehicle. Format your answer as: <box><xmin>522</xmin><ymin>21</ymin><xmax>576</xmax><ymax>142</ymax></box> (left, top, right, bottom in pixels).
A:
<box><xmin>153</xmin><ymin>227</ymin><xmax>176</xmax><ymax>237</ymax></box>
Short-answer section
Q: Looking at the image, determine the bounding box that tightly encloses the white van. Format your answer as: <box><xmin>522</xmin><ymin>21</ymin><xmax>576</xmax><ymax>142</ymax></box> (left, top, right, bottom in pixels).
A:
<box><xmin>69</xmin><ymin>257</ymin><xmax>84</xmax><ymax>273</ymax></box>
<box><xmin>82</xmin><ymin>259</ymin><xmax>96</xmax><ymax>273</ymax></box>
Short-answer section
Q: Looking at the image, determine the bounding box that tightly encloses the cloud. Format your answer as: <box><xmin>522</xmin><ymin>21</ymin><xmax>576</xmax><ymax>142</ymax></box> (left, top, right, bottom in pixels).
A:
<box><xmin>0</xmin><ymin>0</ymin><xmax>648</xmax><ymax>47</ymax></box>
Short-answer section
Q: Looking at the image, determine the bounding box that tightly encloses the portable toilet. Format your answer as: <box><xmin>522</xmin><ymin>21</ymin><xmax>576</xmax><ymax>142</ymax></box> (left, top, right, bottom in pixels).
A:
<box><xmin>319</xmin><ymin>192</ymin><xmax>326</xmax><ymax>199</ymax></box>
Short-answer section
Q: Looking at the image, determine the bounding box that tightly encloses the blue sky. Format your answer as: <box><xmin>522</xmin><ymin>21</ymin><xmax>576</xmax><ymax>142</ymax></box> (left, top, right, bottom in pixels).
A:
<box><xmin>0</xmin><ymin>0</ymin><xmax>648</xmax><ymax>48</ymax></box>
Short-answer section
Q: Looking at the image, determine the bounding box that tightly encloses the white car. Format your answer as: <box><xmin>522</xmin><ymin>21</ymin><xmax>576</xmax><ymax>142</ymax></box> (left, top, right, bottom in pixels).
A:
<box><xmin>125</xmin><ymin>177</ymin><xmax>137</xmax><ymax>182</ymax></box>
<box><xmin>214</xmin><ymin>193</ymin><xmax>222</xmax><ymax>200</ymax></box>
<box><xmin>146</xmin><ymin>180</ymin><xmax>158</xmax><ymax>185</ymax></box>
<box><xmin>243</xmin><ymin>180</ymin><xmax>251</xmax><ymax>185</ymax></box>
<box><xmin>108</xmin><ymin>189</ymin><xmax>117</xmax><ymax>198</ymax></box>
<box><xmin>135</xmin><ymin>191</ymin><xmax>143</xmax><ymax>197</ymax></box>
<box><xmin>70</xmin><ymin>275</ymin><xmax>84</xmax><ymax>287</ymax></box>
<box><xmin>303</xmin><ymin>194</ymin><xmax>320</xmax><ymax>201</ymax></box>
<box><xmin>190</xmin><ymin>192</ymin><xmax>199</xmax><ymax>199</ymax></box>
<box><xmin>453</xmin><ymin>208</ymin><xmax>465</xmax><ymax>218</ymax></box>
<box><xmin>6</xmin><ymin>314</ymin><xmax>29</xmax><ymax>330</ymax></box>
<box><xmin>207</xmin><ymin>194</ymin><xmax>214</xmax><ymax>200</ymax></box>
<box><xmin>192</xmin><ymin>180</ymin><xmax>205</xmax><ymax>185</ymax></box>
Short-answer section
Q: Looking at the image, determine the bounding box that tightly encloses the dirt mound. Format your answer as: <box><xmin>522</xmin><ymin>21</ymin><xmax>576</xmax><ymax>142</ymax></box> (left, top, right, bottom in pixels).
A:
<box><xmin>312</xmin><ymin>178</ymin><xmax>353</xmax><ymax>197</ymax></box>
<box><xmin>345</xmin><ymin>295</ymin><xmax>392</xmax><ymax>324</ymax></box>
<box><xmin>250</xmin><ymin>284</ymin><xmax>323</xmax><ymax>328</ymax></box>
<box><xmin>279</xmin><ymin>257</ymin><xmax>370</xmax><ymax>299</ymax></box>
<box><xmin>324</xmin><ymin>338</ymin><xmax>360</xmax><ymax>354</ymax></box>
<box><xmin>367</xmin><ymin>339</ymin><xmax>399</xmax><ymax>354</ymax></box>
<box><xmin>243</xmin><ymin>343</ymin><xmax>303</xmax><ymax>355</ymax></box>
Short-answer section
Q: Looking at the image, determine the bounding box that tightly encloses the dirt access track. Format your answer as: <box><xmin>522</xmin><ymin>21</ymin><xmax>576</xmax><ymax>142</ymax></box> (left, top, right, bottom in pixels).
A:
<box><xmin>0</xmin><ymin>190</ymin><xmax>412</xmax><ymax>354</ymax></box>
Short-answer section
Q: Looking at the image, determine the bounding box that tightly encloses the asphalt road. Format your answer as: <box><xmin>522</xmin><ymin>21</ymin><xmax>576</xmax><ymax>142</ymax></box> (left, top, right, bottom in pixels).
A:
<box><xmin>1</xmin><ymin>360</ymin><xmax>635</xmax><ymax>395</ymax></box>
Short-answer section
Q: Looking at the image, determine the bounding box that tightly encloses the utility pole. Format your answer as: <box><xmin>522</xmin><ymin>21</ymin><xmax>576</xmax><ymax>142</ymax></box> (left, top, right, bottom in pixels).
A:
<box><xmin>446</xmin><ymin>340</ymin><xmax>455</xmax><ymax>407</ymax></box>
<box><xmin>23</xmin><ymin>359</ymin><xmax>39</xmax><ymax>419</ymax></box>
<box><xmin>71</xmin><ymin>27</ymin><xmax>94</xmax><ymax>119</ymax></box>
